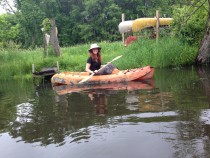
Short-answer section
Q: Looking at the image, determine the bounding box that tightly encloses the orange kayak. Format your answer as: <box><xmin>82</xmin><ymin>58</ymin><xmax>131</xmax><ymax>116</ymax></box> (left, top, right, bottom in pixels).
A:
<box><xmin>51</xmin><ymin>66</ymin><xmax>154</xmax><ymax>86</ymax></box>
<box><xmin>134</xmin><ymin>66</ymin><xmax>154</xmax><ymax>81</ymax></box>
<box><xmin>53</xmin><ymin>80</ymin><xmax>155</xmax><ymax>95</ymax></box>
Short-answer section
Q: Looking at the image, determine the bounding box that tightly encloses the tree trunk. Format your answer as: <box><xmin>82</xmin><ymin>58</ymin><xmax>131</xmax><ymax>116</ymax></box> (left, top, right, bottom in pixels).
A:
<box><xmin>196</xmin><ymin>66</ymin><xmax>210</xmax><ymax>108</ymax></box>
<box><xmin>50</xmin><ymin>19</ymin><xmax>62</xmax><ymax>56</ymax></box>
<box><xmin>196</xmin><ymin>0</ymin><xmax>210</xmax><ymax>64</ymax></box>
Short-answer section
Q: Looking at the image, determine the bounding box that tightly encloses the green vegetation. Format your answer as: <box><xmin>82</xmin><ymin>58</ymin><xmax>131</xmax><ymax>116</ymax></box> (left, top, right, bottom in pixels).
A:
<box><xmin>172</xmin><ymin>2</ymin><xmax>208</xmax><ymax>45</ymax></box>
<box><xmin>0</xmin><ymin>0</ymin><xmax>207</xmax><ymax>80</ymax></box>
<box><xmin>0</xmin><ymin>37</ymin><xmax>198</xmax><ymax>80</ymax></box>
<box><xmin>1</xmin><ymin>0</ymin><xmax>202</xmax><ymax>48</ymax></box>
<box><xmin>118</xmin><ymin>37</ymin><xmax>197</xmax><ymax>69</ymax></box>
<box><xmin>0</xmin><ymin>14</ymin><xmax>21</xmax><ymax>48</ymax></box>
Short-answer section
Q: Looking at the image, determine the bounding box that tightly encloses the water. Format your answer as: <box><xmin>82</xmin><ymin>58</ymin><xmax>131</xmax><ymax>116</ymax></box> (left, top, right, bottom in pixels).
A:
<box><xmin>0</xmin><ymin>66</ymin><xmax>210</xmax><ymax>158</ymax></box>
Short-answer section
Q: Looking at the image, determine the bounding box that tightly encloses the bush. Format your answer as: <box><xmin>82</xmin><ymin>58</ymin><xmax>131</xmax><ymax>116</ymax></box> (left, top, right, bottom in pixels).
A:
<box><xmin>171</xmin><ymin>4</ymin><xmax>207</xmax><ymax>46</ymax></box>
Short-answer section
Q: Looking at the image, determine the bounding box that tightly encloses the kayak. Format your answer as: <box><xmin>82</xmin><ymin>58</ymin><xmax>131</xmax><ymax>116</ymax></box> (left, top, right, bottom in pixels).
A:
<box><xmin>53</xmin><ymin>80</ymin><xmax>155</xmax><ymax>95</ymax></box>
<box><xmin>135</xmin><ymin>66</ymin><xmax>154</xmax><ymax>81</ymax></box>
<box><xmin>51</xmin><ymin>66</ymin><xmax>154</xmax><ymax>86</ymax></box>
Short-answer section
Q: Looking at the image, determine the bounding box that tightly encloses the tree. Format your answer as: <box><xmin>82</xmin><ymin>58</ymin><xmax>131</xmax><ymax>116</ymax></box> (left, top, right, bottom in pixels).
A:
<box><xmin>77</xmin><ymin>0</ymin><xmax>121</xmax><ymax>43</ymax></box>
<box><xmin>172</xmin><ymin>1</ymin><xmax>207</xmax><ymax>45</ymax></box>
<box><xmin>196</xmin><ymin>0</ymin><xmax>210</xmax><ymax>64</ymax></box>
<box><xmin>0</xmin><ymin>0</ymin><xmax>62</xmax><ymax>55</ymax></box>
<box><xmin>36</xmin><ymin>0</ymin><xmax>62</xmax><ymax>56</ymax></box>
<box><xmin>18</xmin><ymin>0</ymin><xmax>45</xmax><ymax>47</ymax></box>
<box><xmin>175</xmin><ymin>0</ymin><xmax>210</xmax><ymax>64</ymax></box>
<box><xmin>2</xmin><ymin>0</ymin><xmax>204</xmax><ymax>50</ymax></box>
<box><xmin>171</xmin><ymin>0</ymin><xmax>210</xmax><ymax>64</ymax></box>
<box><xmin>0</xmin><ymin>14</ymin><xmax>21</xmax><ymax>48</ymax></box>
<box><xmin>1</xmin><ymin>0</ymin><xmax>45</xmax><ymax>47</ymax></box>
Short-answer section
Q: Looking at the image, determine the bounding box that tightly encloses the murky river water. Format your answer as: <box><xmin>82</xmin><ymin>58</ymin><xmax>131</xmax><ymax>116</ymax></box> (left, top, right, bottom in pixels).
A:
<box><xmin>0</xmin><ymin>66</ymin><xmax>210</xmax><ymax>158</ymax></box>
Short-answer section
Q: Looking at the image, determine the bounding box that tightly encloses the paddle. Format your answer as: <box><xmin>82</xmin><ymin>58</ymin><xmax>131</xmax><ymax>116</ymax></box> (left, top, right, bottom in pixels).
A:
<box><xmin>79</xmin><ymin>55</ymin><xmax>122</xmax><ymax>84</ymax></box>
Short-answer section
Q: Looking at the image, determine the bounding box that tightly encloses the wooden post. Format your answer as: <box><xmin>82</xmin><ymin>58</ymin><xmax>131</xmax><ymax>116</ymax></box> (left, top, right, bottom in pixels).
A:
<box><xmin>41</xmin><ymin>28</ymin><xmax>50</xmax><ymax>57</ymax></box>
<box><xmin>121</xmin><ymin>13</ymin><xmax>125</xmax><ymax>45</ymax></box>
<box><xmin>156</xmin><ymin>10</ymin><xmax>160</xmax><ymax>41</ymax></box>
<box><xmin>57</xmin><ymin>61</ymin><xmax>60</xmax><ymax>72</ymax></box>
<box><xmin>32</xmin><ymin>64</ymin><xmax>35</xmax><ymax>73</ymax></box>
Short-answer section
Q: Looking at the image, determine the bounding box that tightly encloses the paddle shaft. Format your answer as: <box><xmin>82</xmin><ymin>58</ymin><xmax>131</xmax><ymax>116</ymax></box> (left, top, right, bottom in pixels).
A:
<box><xmin>79</xmin><ymin>55</ymin><xmax>122</xmax><ymax>83</ymax></box>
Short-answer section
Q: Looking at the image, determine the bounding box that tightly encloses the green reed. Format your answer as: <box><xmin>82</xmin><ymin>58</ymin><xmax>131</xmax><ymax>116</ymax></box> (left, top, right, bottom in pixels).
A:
<box><xmin>117</xmin><ymin>37</ymin><xmax>198</xmax><ymax>69</ymax></box>
<box><xmin>0</xmin><ymin>37</ymin><xmax>198</xmax><ymax>80</ymax></box>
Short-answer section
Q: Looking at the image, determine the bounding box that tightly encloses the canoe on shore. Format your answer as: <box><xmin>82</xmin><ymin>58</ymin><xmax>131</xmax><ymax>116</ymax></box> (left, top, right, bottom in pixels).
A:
<box><xmin>132</xmin><ymin>18</ymin><xmax>173</xmax><ymax>32</ymax></box>
<box><xmin>118</xmin><ymin>20</ymin><xmax>134</xmax><ymax>33</ymax></box>
<box><xmin>51</xmin><ymin>66</ymin><xmax>154</xmax><ymax>86</ymax></box>
<box><xmin>53</xmin><ymin>79</ymin><xmax>155</xmax><ymax>95</ymax></box>
<box><xmin>118</xmin><ymin>18</ymin><xmax>173</xmax><ymax>33</ymax></box>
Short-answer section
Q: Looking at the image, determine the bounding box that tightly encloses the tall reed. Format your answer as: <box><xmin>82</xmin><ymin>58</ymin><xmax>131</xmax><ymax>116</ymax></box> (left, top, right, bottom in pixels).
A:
<box><xmin>0</xmin><ymin>37</ymin><xmax>198</xmax><ymax>80</ymax></box>
<box><xmin>117</xmin><ymin>37</ymin><xmax>198</xmax><ymax>69</ymax></box>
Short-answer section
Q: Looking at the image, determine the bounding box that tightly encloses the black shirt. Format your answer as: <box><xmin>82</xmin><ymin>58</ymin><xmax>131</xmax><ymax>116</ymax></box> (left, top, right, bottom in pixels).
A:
<box><xmin>87</xmin><ymin>57</ymin><xmax>101</xmax><ymax>71</ymax></box>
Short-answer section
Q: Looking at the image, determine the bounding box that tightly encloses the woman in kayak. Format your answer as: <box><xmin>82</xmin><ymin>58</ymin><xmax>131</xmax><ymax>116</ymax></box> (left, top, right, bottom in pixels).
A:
<box><xmin>86</xmin><ymin>43</ymin><xmax>116</xmax><ymax>75</ymax></box>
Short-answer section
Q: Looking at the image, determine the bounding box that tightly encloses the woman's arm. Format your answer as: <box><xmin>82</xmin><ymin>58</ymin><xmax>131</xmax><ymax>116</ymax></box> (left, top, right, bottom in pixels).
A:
<box><xmin>86</xmin><ymin>63</ymin><xmax>94</xmax><ymax>74</ymax></box>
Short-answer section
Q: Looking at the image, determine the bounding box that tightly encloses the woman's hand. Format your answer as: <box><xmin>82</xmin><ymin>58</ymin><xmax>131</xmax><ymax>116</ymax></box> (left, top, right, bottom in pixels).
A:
<box><xmin>88</xmin><ymin>70</ymin><xmax>94</xmax><ymax>74</ymax></box>
<box><xmin>93</xmin><ymin>70</ymin><xmax>98</xmax><ymax>74</ymax></box>
<box><xmin>89</xmin><ymin>70</ymin><xmax>97</xmax><ymax>74</ymax></box>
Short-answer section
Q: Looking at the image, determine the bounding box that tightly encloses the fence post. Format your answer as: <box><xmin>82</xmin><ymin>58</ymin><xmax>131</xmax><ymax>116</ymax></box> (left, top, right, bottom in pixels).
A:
<box><xmin>57</xmin><ymin>61</ymin><xmax>60</xmax><ymax>72</ymax></box>
<box><xmin>156</xmin><ymin>10</ymin><xmax>160</xmax><ymax>41</ymax></box>
<box><xmin>32</xmin><ymin>64</ymin><xmax>35</xmax><ymax>73</ymax></box>
<box><xmin>121</xmin><ymin>13</ymin><xmax>125</xmax><ymax>44</ymax></box>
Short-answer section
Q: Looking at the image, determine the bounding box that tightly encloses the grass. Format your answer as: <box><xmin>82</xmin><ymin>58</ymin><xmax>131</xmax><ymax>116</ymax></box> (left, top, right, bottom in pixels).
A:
<box><xmin>120</xmin><ymin>37</ymin><xmax>198</xmax><ymax>68</ymax></box>
<box><xmin>0</xmin><ymin>37</ymin><xmax>198</xmax><ymax>80</ymax></box>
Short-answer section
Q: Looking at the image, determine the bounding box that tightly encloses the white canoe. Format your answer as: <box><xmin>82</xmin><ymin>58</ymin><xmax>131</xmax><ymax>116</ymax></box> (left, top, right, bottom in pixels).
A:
<box><xmin>118</xmin><ymin>20</ymin><xmax>134</xmax><ymax>33</ymax></box>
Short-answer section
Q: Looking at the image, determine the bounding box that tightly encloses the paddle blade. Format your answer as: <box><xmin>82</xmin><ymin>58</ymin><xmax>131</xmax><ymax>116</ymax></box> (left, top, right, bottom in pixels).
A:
<box><xmin>110</xmin><ymin>55</ymin><xmax>122</xmax><ymax>63</ymax></box>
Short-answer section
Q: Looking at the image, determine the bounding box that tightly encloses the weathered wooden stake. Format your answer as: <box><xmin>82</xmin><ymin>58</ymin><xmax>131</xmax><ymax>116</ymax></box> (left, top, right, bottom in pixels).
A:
<box><xmin>121</xmin><ymin>13</ymin><xmax>125</xmax><ymax>44</ymax></box>
<box><xmin>57</xmin><ymin>61</ymin><xmax>60</xmax><ymax>72</ymax></box>
<box><xmin>156</xmin><ymin>10</ymin><xmax>160</xmax><ymax>41</ymax></box>
<box><xmin>32</xmin><ymin>64</ymin><xmax>35</xmax><ymax>73</ymax></box>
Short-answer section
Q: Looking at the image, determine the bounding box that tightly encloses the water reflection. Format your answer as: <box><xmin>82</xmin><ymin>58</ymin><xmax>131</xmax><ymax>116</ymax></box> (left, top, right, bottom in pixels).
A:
<box><xmin>1</xmin><ymin>67</ymin><xmax>210</xmax><ymax>158</ymax></box>
<box><xmin>53</xmin><ymin>80</ymin><xmax>155</xmax><ymax>95</ymax></box>
<box><xmin>6</xmin><ymin>80</ymin><xmax>158</xmax><ymax>145</ymax></box>
<box><xmin>197</xmin><ymin>65</ymin><xmax>210</xmax><ymax>108</ymax></box>
<box><xmin>88</xmin><ymin>93</ymin><xmax>107</xmax><ymax>115</ymax></box>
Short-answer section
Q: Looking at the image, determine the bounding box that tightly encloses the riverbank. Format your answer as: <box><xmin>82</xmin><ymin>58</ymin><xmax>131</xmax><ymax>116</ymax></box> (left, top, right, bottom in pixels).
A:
<box><xmin>0</xmin><ymin>37</ymin><xmax>198</xmax><ymax>80</ymax></box>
